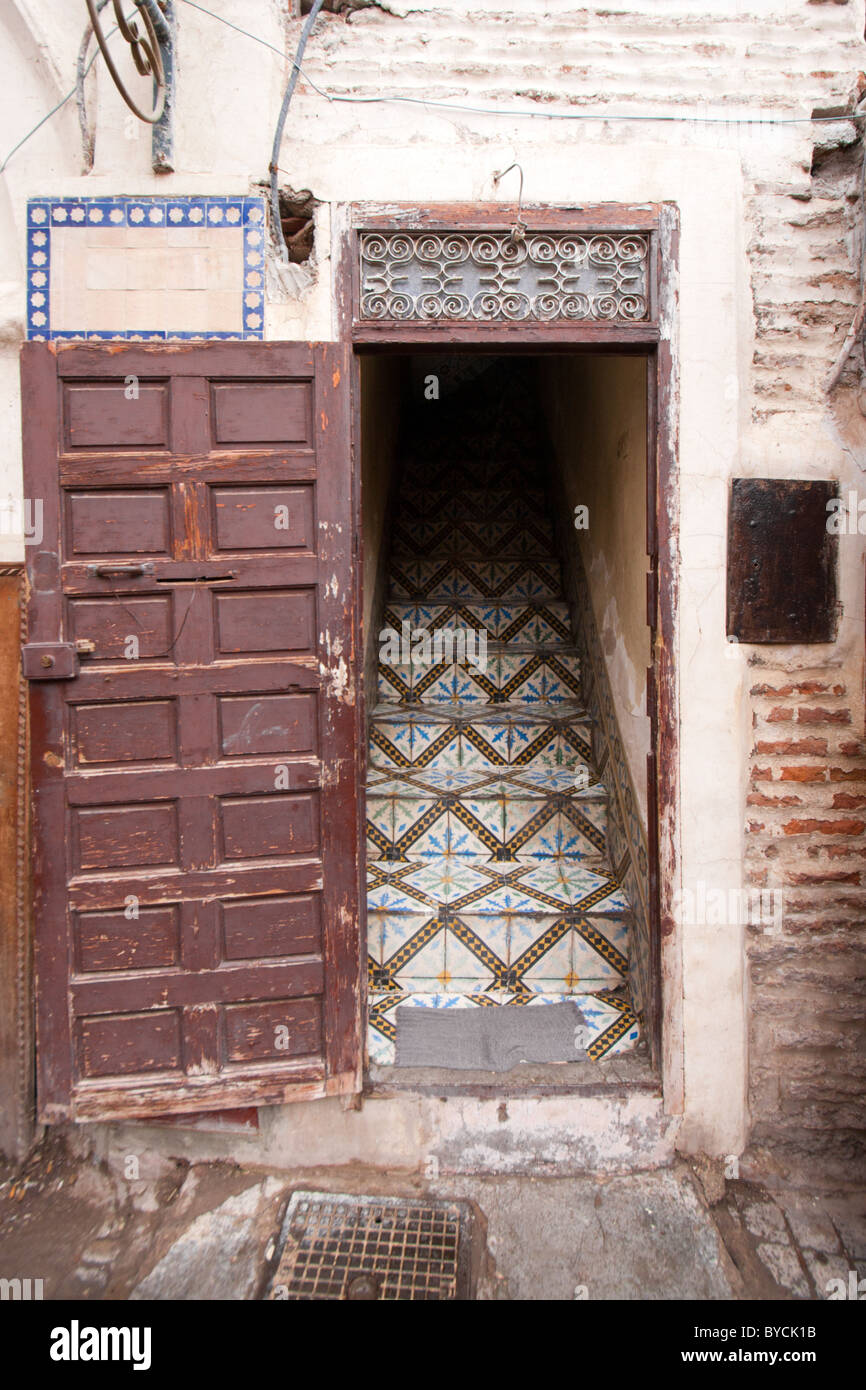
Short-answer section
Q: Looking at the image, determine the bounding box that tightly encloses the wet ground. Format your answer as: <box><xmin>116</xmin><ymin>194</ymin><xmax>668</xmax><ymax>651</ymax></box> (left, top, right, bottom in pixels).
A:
<box><xmin>0</xmin><ymin>1133</ymin><xmax>863</xmax><ymax>1300</ymax></box>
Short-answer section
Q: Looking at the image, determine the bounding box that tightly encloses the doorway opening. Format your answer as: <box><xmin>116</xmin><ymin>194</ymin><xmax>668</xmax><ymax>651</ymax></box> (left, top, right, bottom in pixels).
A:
<box><xmin>360</xmin><ymin>352</ymin><xmax>655</xmax><ymax>1080</ymax></box>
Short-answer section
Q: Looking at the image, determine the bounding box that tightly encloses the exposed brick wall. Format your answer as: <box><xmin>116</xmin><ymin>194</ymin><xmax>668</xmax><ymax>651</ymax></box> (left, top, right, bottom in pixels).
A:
<box><xmin>745</xmin><ymin>676</ymin><xmax>866</xmax><ymax>1175</ymax></box>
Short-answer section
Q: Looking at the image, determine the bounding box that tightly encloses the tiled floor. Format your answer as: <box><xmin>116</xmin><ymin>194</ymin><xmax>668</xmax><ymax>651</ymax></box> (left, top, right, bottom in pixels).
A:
<box><xmin>366</xmin><ymin>366</ymin><xmax>639</xmax><ymax>1066</ymax></box>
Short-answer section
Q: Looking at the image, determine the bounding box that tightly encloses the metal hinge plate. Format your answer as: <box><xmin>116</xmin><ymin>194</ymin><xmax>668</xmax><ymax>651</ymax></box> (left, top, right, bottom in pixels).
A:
<box><xmin>22</xmin><ymin>642</ymin><xmax>79</xmax><ymax>680</ymax></box>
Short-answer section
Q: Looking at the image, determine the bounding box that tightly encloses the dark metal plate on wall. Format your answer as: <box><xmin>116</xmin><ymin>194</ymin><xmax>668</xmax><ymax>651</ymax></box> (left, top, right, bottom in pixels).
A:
<box><xmin>726</xmin><ymin>478</ymin><xmax>838</xmax><ymax>644</ymax></box>
<box><xmin>265</xmin><ymin>1191</ymin><xmax>474</xmax><ymax>1300</ymax></box>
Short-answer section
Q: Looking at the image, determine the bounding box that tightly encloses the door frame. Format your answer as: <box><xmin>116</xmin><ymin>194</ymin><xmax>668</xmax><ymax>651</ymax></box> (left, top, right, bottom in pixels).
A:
<box><xmin>336</xmin><ymin>201</ymin><xmax>683</xmax><ymax>1111</ymax></box>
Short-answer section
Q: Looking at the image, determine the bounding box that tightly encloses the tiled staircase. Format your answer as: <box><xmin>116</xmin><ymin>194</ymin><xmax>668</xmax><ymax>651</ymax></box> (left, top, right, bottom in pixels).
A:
<box><xmin>366</xmin><ymin>365</ymin><xmax>640</xmax><ymax>1068</ymax></box>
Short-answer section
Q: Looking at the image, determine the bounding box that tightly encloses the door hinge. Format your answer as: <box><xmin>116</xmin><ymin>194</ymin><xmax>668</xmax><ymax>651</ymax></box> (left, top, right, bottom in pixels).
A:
<box><xmin>646</xmin><ymin>569</ymin><xmax>658</xmax><ymax>630</ymax></box>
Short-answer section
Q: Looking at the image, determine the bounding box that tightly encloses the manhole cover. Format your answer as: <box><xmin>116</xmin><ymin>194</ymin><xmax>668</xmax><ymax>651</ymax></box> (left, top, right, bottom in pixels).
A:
<box><xmin>265</xmin><ymin>1191</ymin><xmax>473</xmax><ymax>1300</ymax></box>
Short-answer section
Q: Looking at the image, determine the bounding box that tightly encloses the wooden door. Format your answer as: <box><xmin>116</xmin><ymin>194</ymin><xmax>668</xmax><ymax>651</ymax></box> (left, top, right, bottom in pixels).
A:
<box><xmin>21</xmin><ymin>342</ymin><xmax>362</xmax><ymax>1122</ymax></box>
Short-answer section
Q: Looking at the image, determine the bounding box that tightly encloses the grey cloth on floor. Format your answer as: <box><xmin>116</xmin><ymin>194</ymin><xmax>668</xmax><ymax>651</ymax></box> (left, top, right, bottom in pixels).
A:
<box><xmin>394</xmin><ymin>1000</ymin><xmax>589</xmax><ymax>1071</ymax></box>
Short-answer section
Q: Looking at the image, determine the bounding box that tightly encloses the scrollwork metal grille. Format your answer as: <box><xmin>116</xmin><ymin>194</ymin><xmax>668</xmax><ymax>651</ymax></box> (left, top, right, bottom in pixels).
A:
<box><xmin>358</xmin><ymin>230</ymin><xmax>650</xmax><ymax>323</ymax></box>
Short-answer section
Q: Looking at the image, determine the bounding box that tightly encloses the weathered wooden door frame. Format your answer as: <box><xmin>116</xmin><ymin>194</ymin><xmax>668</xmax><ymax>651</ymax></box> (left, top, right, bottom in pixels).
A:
<box><xmin>337</xmin><ymin>202</ymin><xmax>683</xmax><ymax>1112</ymax></box>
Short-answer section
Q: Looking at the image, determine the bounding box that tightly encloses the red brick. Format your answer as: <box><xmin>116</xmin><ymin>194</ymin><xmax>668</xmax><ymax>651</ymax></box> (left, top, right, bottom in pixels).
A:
<box><xmin>755</xmin><ymin>738</ymin><xmax>827</xmax><ymax>756</ymax></box>
<box><xmin>751</xmin><ymin>766</ymin><xmax>773</xmax><ymax>781</ymax></box>
<box><xmin>787</xmin><ymin>871</ymin><xmax>861</xmax><ymax>886</ymax></box>
<box><xmin>798</xmin><ymin>707</ymin><xmax>851</xmax><ymax>725</ymax></box>
<box><xmin>780</xmin><ymin>766</ymin><xmax>827</xmax><ymax>782</ymax></box>
<box><xmin>747</xmin><ymin>820</ymin><xmax>766</xmax><ymax>833</ymax></box>
<box><xmin>783</xmin><ymin>818</ymin><xmax>865</xmax><ymax>836</ymax></box>
<box><xmin>748</xmin><ymin>792</ymin><xmax>801</xmax><ymax>807</ymax></box>
<box><xmin>832</xmin><ymin>792</ymin><xmax>866</xmax><ymax>810</ymax></box>
<box><xmin>767</xmin><ymin>707</ymin><xmax>795</xmax><ymax>722</ymax></box>
<box><xmin>839</xmin><ymin>741</ymin><xmax>865</xmax><ymax>756</ymax></box>
<box><xmin>830</xmin><ymin>767</ymin><xmax>866</xmax><ymax>782</ymax></box>
<box><xmin>750</xmin><ymin>680</ymin><xmax>829</xmax><ymax>696</ymax></box>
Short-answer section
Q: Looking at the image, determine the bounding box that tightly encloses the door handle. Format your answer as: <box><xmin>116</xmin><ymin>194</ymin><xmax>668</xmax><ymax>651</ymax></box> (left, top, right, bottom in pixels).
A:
<box><xmin>87</xmin><ymin>562</ymin><xmax>155</xmax><ymax>579</ymax></box>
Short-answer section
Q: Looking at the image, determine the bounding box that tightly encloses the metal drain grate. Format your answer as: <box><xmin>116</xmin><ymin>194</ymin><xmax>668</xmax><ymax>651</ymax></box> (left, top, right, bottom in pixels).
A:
<box><xmin>265</xmin><ymin>1191</ymin><xmax>473</xmax><ymax>1301</ymax></box>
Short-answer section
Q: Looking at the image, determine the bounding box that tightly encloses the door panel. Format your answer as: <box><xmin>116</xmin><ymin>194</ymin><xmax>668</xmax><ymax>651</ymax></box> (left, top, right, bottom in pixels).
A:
<box><xmin>22</xmin><ymin>342</ymin><xmax>362</xmax><ymax>1122</ymax></box>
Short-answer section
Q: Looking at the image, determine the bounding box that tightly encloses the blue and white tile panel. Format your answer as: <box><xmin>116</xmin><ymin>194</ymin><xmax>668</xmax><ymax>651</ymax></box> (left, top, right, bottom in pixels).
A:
<box><xmin>26</xmin><ymin>195</ymin><xmax>266</xmax><ymax>341</ymax></box>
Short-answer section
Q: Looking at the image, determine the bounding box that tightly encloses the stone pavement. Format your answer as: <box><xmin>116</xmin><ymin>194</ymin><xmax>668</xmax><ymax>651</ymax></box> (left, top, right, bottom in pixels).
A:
<box><xmin>0</xmin><ymin>1133</ymin><xmax>863</xmax><ymax>1301</ymax></box>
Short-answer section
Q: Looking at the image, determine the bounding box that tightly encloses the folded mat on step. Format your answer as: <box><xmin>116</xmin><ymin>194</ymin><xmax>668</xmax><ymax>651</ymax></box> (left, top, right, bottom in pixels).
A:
<box><xmin>394</xmin><ymin>999</ymin><xmax>589</xmax><ymax>1071</ymax></box>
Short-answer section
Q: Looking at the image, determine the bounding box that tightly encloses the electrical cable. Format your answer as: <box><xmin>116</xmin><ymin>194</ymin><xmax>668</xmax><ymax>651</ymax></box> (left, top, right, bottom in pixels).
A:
<box><xmin>175</xmin><ymin>0</ymin><xmax>865</xmax><ymax>128</ymax></box>
<box><xmin>269</xmin><ymin>0</ymin><xmax>325</xmax><ymax>263</ymax></box>
<box><xmin>3</xmin><ymin>0</ymin><xmax>862</xmax><ymax>180</ymax></box>
<box><xmin>2</xmin><ymin>5</ymin><xmax>138</xmax><ymax>174</ymax></box>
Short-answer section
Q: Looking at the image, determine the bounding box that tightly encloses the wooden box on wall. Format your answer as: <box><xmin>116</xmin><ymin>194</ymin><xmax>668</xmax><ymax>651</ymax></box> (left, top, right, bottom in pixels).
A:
<box><xmin>727</xmin><ymin>478</ymin><xmax>838</xmax><ymax>644</ymax></box>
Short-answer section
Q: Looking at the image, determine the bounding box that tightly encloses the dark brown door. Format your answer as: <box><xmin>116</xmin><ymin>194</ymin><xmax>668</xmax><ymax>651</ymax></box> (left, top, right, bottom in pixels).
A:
<box><xmin>21</xmin><ymin>342</ymin><xmax>362</xmax><ymax>1122</ymax></box>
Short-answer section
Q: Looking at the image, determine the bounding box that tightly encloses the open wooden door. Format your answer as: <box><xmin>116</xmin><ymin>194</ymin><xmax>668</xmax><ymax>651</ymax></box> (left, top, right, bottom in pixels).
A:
<box><xmin>21</xmin><ymin>341</ymin><xmax>363</xmax><ymax>1122</ymax></box>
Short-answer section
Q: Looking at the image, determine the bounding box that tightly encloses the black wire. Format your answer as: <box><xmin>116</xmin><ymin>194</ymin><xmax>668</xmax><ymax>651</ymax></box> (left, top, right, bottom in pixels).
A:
<box><xmin>1</xmin><ymin>6</ymin><xmax>133</xmax><ymax>174</ymax></box>
<box><xmin>3</xmin><ymin>0</ymin><xmax>862</xmax><ymax>179</ymax></box>
<box><xmin>106</xmin><ymin>581</ymin><xmax>199</xmax><ymax>659</ymax></box>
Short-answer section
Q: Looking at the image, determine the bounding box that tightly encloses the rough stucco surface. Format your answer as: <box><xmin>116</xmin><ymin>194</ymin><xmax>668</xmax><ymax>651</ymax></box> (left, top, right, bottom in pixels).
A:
<box><xmin>0</xmin><ymin>0</ymin><xmax>865</xmax><ymax>1167</ymax></box>
<box><xmin>540</xmin><ymin>355</ymin><xmax>651</xmax><ymax>823</ymax></box>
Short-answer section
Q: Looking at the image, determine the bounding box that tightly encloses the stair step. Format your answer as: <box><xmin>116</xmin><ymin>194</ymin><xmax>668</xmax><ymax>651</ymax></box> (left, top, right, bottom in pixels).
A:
<box><xmin>367</xmin><ymin>854</ymin><xmax>631</xmax><ymax>918</ymax></box>
<box><xmin>389</xmin><ymin>559</ymin><xmax>562</xmax><ymax>602</ymax></box>
<box><xmin>368</xmin><ymin>715</ymin><xmax>595</xmax><ymax>779</ymax></box>
<box><xmin>398</xmin><ymin>488</ymin><xmax>549</xmax><ymax>520</ymax></box>
<box><xmin>367</xmin><ymin>786</ymin><xmax>609</xmax><ymax>861</ymax></box>
<box><xmin>391</xmin><ymin>516</ymin><xmax>555</xmax><ymax>551</ymax></box>
<box><xmin>381</xmin><ymin>600</ymin><xmax>573</xmax><ymax>645</ymax></box>
<box><xmin>377</xmin><ymin>652</ymin><xmax>581</xmax><ymax>705</ymax></box>
<box><xmin>368</xmin><ymin>770</ymin><xmax>608</xmax><ymax>804</ymax></box>
<box><xmin>369</xmin><ymin>702</ymin><xmax>590</xmax><ymax>724</ymax></box>
<box><xmin>366</xmin><ymin>384</ymin><xmax>640</xmax><ymax>1066</ymax></box>
<box><xmin>367</xmin><ymin>988</ymin><xmax>639</xmax><ymax>1066</ymax></box>
<box><xmin>367</xmin><ymin>906</ymin><xmax>629</xmax><ymax>993</ymax></box>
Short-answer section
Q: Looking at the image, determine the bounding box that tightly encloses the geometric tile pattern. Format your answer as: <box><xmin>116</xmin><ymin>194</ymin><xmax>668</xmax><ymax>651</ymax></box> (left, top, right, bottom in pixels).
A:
<box><xmin>559</xmin><ymin>537</ymin><xmax>653</xmax><ymax>1038</ymax></box>
<box><xmin>367</xmin><ymin>363</ymin><xmax>639</xmax><ymax>1066</ymax></box>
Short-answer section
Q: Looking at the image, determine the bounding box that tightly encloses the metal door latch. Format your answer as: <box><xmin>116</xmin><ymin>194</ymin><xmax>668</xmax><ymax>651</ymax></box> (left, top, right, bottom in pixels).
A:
<box><xmin>22</xmin><ymin>643</ymin><xmax>79</xmax><ymax>680</ymax></box>
<box><xmin>87</xmin><ymin>562</ymin><xmax>155</xmax><ymax>580</ymax></box>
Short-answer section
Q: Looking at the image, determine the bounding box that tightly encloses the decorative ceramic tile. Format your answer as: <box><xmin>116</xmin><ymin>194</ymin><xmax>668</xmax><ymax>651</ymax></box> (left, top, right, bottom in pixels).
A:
<box><xmin>366</xmin><ymin>795</ymin><xmax>395</xmax><ymax>860</ymax></box>
<box><xmin>561</xmin><ymin>542</ymin><xmax>652</xmax><ymax>1041</ymax></box>
<box><xmin>27</xmin><ymin>196</ymin><xmax>266</xmax><ymax>341</ymax></box>
<box><xmin>496</xmin><ymin>652</ymin><xmax>545</xmax><ymax>704</ymax></box>
<box><xmin>391</xmin><ymin>518</ymin><xmax>556</xmax><ymax>560</ymax></box>
<box><xmin>377</xmin><ymin>660</ymin><xmax>415</xmax><ymax>703</ymax></box>
<box><xmin>496</xmin><ymin>603</ymin><xmax>571</xmax><ymax>645</ymax></box>
<box><xmin>369</xmin><ymin>720</ymin><xmax>417</xmax><ymax>769</ymax></box>
<box><xmin>385</xmin><ymin>919</ymin><xmax>448</xmax><ymax>991</ymax></box>
<box><xmin>381</xmin><ymin>603</ymin><xmax>460</xmax><ymax>636</ymax></box>
<box><xmin>457</xmin><ymin>723</ymin><xmax>509</xmax><ymax>769</ymax></box>
<box><xmin>543</xmin><ymin>653</ymin><xmax>583</xmax><ymax>702</ymax></box>
<box><xmin>365</xmin><ymin>392</ymin><xmax>642</xmax><ymax>1065</ymax></box>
